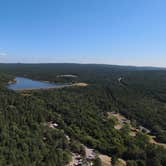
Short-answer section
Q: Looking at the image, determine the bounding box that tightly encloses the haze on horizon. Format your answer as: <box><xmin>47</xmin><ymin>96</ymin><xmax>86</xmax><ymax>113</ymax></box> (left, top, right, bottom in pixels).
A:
<box><xmin>0</xmin><ymin>0</ymin><xmax>166</xmax><ymax>67</ymax></box>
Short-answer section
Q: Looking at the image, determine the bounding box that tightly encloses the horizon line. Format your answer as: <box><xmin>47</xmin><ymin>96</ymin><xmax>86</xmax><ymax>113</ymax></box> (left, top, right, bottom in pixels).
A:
<box><xmin>0</xmin><ymin>62</ymin><xmax>165</xmax><ymax>69</ymax></box>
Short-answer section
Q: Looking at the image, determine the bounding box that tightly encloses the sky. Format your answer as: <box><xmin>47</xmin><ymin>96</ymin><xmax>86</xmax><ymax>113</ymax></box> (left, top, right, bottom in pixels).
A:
<box><xmin>0</xmin><ymin>0</ymin><xmax>166</xmax><ymax>67</ymax></box>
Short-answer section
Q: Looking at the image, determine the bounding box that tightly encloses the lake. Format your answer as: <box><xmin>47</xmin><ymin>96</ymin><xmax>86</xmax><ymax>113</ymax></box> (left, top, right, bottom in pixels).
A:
<box><xmin>7</xmin><ymin>77</ymin><xmax>68</xmax><ymax>90</ymax></box>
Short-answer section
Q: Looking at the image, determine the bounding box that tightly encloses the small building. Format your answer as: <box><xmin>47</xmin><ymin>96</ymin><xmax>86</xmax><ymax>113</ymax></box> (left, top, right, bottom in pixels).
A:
<box><xmin>48</xmin><ymin>121</ymin><xmax>58</xmax><ymax>128</ymax></box>
<box><xmin>139</xmin><ymin>126</ymin><xmax>151</xmax><ymax>134</ymax></box>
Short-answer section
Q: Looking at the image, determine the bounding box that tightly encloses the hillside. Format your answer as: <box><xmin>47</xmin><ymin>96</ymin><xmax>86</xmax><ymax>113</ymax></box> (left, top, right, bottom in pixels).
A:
<box><xmin>0</xmin><ymin>63</ymin><xmax>166</xmax><ymax>166</ymax></box>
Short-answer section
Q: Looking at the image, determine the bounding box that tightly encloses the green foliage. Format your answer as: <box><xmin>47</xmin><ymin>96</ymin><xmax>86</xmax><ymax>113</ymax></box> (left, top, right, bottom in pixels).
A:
<box><xmin>0</xmin><ymin>64</ymin><xmax>166</xmax><ymax>165</ymax></box>
<box><xmin>93</xmin><ymin>157</ymin><xmax>102</xmax><ymax>166</ymax></box>
<box><xmin>70</xmin><ymin>140</ymin><xmax>85</xmax><ymax>156</ymax></box>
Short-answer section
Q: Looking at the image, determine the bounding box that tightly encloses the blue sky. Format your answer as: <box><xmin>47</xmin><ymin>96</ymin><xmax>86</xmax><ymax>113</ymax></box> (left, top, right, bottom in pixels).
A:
<box><xmin>0</xmin><ymin>0</ymin><xmax>166</xmax><ymax>66</ymax></box>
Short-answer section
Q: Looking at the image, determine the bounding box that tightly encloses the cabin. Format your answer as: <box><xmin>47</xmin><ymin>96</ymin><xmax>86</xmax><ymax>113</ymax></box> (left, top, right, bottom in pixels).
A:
<box><xmin>139</xmin><ymin>126</ymin><xmax>151</xmax><ymax>134</ymax></box>
<box><xmin>48</xmin><ymin>121</ymin><xmax>58</xmax><ymax>128</ymax></box>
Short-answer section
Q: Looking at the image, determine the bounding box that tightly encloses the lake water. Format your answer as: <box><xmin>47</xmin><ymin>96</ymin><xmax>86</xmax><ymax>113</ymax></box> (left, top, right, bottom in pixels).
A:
<box><xmin>7</xmin><ymin>77</ymin><xmax>67</xmax><ymax>90</ymax></box>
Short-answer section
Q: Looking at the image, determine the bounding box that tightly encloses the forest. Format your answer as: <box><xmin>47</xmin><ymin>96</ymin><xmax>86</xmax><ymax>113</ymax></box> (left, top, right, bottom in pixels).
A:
<box><xmin>0</xmin><ymin>63</ymin><xmax>166</xmax><ymax>166</ymax></box>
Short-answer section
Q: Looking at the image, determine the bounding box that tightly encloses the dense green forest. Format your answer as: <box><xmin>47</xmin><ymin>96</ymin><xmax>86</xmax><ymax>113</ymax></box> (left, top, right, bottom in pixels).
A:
<box><xmin>0</xmin><ymin>63</ymin><xmax>166</xmax><ymax>165</ymax></box>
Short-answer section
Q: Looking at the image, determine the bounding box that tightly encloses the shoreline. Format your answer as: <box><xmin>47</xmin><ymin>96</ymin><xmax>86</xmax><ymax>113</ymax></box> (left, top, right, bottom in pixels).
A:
<box><xmin>13</xmin><ymin>82</ymin><xmax>88</xmax><ymax>91</ymax></box>
<box><xmin>8</xmin><ymin>78</ymin><xmax>17</xmax><ymax>84</ymax></box>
